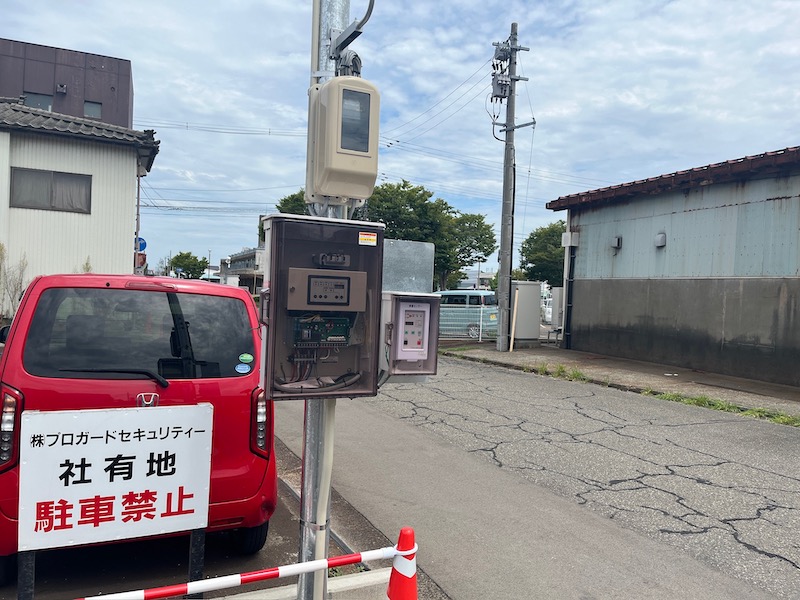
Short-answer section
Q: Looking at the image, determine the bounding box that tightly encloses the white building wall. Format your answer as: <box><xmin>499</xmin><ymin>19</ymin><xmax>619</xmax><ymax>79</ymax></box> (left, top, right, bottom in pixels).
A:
<box><xmin>6</xmin><ymin>133</ymin><xmax>138</xmax><ymax>277</ymax></box>
<box><xmin>0</xmin><ymin>132</ymin><xmax>10</xmax><ymax>257</ymax></box>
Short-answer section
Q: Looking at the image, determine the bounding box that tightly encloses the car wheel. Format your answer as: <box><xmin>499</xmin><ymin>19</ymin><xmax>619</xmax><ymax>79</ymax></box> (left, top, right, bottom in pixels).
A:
<box><xmin>233</xmin><ymin>521</ymin><xmax>269</xmax><ymax>555</ymax></box>
<box><xmin>467</xmin><ymin>324</ymin><xmax>480</xmax><ymax>339</ymax></box>
<box><xmin>0</xmin><ymin>553</ymin><xmax>16</xmax><ymax>586</ymax></box>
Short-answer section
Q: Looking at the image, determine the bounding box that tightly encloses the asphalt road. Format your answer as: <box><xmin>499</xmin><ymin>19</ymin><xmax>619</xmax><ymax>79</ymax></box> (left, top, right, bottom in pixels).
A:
<box><xmin>276</xmin><ymin>356</ymin><xmax>800</xmax><ymax>599</ymax></box>
<box><xmin>5</xmin><ymin>353</ymin><xmax>798</xmax><ymax>599</ymax></box>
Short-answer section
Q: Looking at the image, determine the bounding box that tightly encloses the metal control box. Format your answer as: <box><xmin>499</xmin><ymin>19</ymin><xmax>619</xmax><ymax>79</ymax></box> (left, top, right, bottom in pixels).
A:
<box><xmin>260</xmin><ymin>214</ymin><xmax>384</xmax><ymax>400</ymax></box>
<box><xmin>380</xmin><ymin>292</ymin><xmax>440</xmax><ymax>378</ymax></box>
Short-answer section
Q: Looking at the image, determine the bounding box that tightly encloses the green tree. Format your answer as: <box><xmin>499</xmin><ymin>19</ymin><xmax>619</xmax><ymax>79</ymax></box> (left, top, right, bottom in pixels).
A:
<box><xmin>170</xmin><ymin>251</ymin><xmax>208</xmax><ymax>279</ymax></box>
<box><xmin>519</xmin><ymin>220</ymin><xmax>566</xmax><ymax>284</ymax></box>
<box><xmin>275</xmin><ymin>189</ymin><xmax>308</xmax><ymax>215</ymax></box>
<box><xmin>446</xmin><ymin>271</ymin><xmax>467</xmax><ymax>289</ymax></box>
<box><xmin>358</xmin><ymin>181</ymin><xmax>497</xmax><ymax>290</ymax></box>
<box><xmin>451</xmin><ymin>212</ymin><xmax>497</xmax><ymax>285</ymax></box>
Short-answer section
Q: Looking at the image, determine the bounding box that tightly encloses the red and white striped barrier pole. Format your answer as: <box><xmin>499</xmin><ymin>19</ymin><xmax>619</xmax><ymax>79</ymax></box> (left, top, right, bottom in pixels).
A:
<box><xmin>74</xmin><ymin>529</ymin><xmax>418</xmax><ymax>600</ymax></box>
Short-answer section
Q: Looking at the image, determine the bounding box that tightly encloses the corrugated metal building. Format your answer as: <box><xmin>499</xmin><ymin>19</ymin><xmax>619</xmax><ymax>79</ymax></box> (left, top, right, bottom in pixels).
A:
<box><xmin>0</xmin><ymin>98</ymin><xmax>159</xmax><ymax>315</ymax></box>
<box><xmin>547</xmin><ymin>147</ymin><xmax>800</xmax><ymax>386</ymax></box>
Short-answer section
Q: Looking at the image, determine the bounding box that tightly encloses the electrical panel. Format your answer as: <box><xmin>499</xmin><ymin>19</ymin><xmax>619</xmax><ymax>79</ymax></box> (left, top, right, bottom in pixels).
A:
<box><xmin>260</xmin><ymin>214</ymin><xmax>384</xmax><ymax>400</ymax></box>
<box><xmin>380</xmin><ymin>292</ymin><xmax>440</xmax><ymax>379</ymax></box>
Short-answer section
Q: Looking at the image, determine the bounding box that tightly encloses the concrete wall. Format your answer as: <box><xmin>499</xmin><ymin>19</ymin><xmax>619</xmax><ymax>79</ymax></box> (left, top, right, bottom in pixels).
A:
<box><xmin>567</xmin><ymin>171</ymin><xmax>800</xmax><ymax>386</ymax></box>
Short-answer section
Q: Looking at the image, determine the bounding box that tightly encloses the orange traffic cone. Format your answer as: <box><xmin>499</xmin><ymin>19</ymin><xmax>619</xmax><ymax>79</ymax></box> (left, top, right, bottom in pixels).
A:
<box><xmin>387</xmin><ymin>527</ymin><xmax>417</xmax><ymax>600</ymax></box>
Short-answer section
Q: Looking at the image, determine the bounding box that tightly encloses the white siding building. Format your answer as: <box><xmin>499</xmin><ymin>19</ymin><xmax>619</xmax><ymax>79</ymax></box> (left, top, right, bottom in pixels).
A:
<box><xmin>0</xmin><ymin>98</ymin><xmax>158</xmax><ymax>314</ymax></box>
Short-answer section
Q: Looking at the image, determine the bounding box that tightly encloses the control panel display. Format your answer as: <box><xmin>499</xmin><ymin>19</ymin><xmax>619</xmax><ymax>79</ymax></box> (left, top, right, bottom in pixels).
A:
<box><xmin>308</xmin><ymin>275</ymin><xmax>350</xmax><ymax>306</ymax></box>
<box><xmin>402</xmin><ymin>309</ymin><xmax>427</xmax><ymax>353</ymax></box>
<box><xmin>395</xmin><ymin>301</ymin><xmax>431</xmax><ymax>361</ymax></box>
<box><xmin>287</xmin><ymin>267</ymin><xmax>366</xmax><ymax>312</ymax></box>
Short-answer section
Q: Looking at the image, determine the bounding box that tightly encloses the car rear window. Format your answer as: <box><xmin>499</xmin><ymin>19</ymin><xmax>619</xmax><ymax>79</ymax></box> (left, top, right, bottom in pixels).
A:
<box><xmin>22</xmin><ymin>287</ymin><xmax>256</xmax><ymax>380</ymax></box>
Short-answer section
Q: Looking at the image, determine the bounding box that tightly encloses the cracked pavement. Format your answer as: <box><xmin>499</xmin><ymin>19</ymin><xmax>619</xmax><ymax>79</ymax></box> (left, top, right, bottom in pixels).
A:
<box><xmin>369</xmin><ymin>356</ymin><xmax>800</xmax><ymax>598</ymax></box>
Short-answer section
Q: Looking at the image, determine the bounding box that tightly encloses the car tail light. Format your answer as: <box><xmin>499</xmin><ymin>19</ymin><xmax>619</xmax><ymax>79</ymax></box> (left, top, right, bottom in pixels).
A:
<box><xmin>250</xmin><ymin>388</ymin><xmax>272</xmax><ymax>459</ymax></box>
<box><xmin>0</xmin><ymin>385</ymin><xmax>21</xmax><ymax>472</ymax></box>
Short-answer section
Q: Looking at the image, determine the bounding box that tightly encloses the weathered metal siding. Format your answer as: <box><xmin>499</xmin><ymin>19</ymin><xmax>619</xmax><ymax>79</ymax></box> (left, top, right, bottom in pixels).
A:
<box><xmin>571</xmin><ymin>277</ymin><xmax>800</xmax><ymax>386</ymax></box>
<box><xmin>567</xmin><ymin>172</ymin><xmax>800</xmax><ymax>386</ymax></box>
<box><xmin>572</xmin><ymin>175</ymin><xmax>800</xmax><ymax>279</ymax></box>
<box><xmin>7</xmin><ymin>133</ymin><xmax>137</xmax><ymax>276</ymax></box>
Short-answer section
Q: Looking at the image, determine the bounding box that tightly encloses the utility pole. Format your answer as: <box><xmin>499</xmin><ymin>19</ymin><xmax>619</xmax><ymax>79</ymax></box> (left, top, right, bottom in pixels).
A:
<box><xmin>492</xmin><ymin>23</ymin><xmax>531</xmax><ymax>352</ymax></box>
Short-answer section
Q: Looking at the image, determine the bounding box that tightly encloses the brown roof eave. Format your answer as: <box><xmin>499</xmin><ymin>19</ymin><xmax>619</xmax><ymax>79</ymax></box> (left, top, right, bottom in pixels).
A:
<box><xmin>547</xmin><ymin>146</ymin><xmax>800</xmax><ymax>211</ymax></box>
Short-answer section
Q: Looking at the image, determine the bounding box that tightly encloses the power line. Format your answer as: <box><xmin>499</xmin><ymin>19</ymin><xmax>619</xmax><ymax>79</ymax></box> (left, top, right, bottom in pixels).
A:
<box><xmin>393</xmin><ymin>81</ymin><xmax>492</xmax><ymax>144</ymax></box>
<box><xmin>147</xmin><ymin>184</ymin><xmax>300</xmax><ymax>193</ymax></box>
<box><xmin>133</xmin><ymin>118</ymin><xmax>305</xmax><ymax>137</ymax></box>
<box><xmin>382</xmin><ymin>141</ymin><xmax>613</xmax><ymax>188</ymax></box>
<box><xmin>382</xmin><ymin>57</ymin><xmax>492</xmax><ymax>136</ymax></box>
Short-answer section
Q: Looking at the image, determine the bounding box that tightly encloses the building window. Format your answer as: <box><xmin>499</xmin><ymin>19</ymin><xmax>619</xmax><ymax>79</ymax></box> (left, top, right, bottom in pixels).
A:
<box><xmin>22</xmin><ymin>93</ymin><xmax>53</xmax><ymax>111</ymax></box>
<box><xmin>84</xmin><ymin>101</ymin><xmax>102</xmax><ymax>119</ymax></box>
<box><xmin>10</xmin><ymin>168</ymin><xmax>92</xmax><ymax>214</ymax></box>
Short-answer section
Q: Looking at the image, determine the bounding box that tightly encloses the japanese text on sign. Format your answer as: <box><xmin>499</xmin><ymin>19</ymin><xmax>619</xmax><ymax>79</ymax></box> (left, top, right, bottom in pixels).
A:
<box><xmin>19</xmin><ymin>405</ymin><xmax>213</xmax><ymax>551</ymax></box>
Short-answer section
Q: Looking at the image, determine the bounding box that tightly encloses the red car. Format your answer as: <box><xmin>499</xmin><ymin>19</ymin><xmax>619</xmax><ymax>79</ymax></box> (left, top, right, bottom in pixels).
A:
<box><xmin>0</xmin><ymin>274</ymin><xmax>276</xmax><ymax>585</ymax></box>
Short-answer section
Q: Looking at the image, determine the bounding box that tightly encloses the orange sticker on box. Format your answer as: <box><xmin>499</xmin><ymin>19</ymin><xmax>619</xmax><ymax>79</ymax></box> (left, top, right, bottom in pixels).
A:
<box><xmin>358</xmin><ymin>232</ymin><xmax>378</xmax><ymax>246</ymax></box>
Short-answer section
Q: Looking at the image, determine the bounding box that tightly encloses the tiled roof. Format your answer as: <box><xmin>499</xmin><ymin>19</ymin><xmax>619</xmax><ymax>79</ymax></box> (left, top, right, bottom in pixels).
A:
<box><xmin>547</xmin><ymin>146</ymin><xmax>800</xmax><ymax>211</ymax></box>
<box><xmin>0</xmin><ymin>97</ymin><xmax>159</xmax><ymax>171</ymax></box>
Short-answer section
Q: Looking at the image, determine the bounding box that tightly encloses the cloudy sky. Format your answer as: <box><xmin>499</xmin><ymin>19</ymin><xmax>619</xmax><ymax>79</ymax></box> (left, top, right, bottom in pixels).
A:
<box><xmin>4</xmin><ymin>0</ymin><xmax>799</xmax><ymax>274</ymax></box>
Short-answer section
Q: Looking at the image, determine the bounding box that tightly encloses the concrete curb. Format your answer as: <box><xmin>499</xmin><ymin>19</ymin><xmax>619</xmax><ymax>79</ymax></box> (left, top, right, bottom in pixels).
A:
<box><xmin>440</xmin><ymin>344</ymin><xmax>800</xmax><ymax>418</ymax></box>
<box><xmin>226</xmin><ymin>568</ymin><xmax>391</xmax><ymax>599</ymax></box>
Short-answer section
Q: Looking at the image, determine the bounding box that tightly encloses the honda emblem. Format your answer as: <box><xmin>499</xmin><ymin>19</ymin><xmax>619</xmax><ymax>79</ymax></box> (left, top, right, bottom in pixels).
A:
<box><xmin>137</xmin><ymin>392</ymin><xmax>160</xmax><ymax>407</ymax></box>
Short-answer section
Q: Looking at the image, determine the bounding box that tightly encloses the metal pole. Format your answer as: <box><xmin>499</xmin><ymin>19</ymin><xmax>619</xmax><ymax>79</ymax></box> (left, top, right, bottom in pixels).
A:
<box><xmin>300</xmin><ymin>3</ymin><xmax>350</xmax><ymax>597</ymax></box>
<box><xmin>134</xmin><ymin>171</ymin><xmax>141</xmax><ymax>274</ymax></box>
<box><xmin>297</xmin><ymin>398</ymin><xmax>336</xmax><ymax>600</ymax></box>
<box><xmin>496</xmin><ymin>22</ymin><xmax>520</xmax><ymax>352</ymax></box>
<box><xmin>187</xmin><ymin>529</ymin><xmax>206</xmax><ymax>600</ymax></box>
<box><xmin>17</xmin><ymin>550</ymin><xmax>35</xmax><ymax>600</ymax></box>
